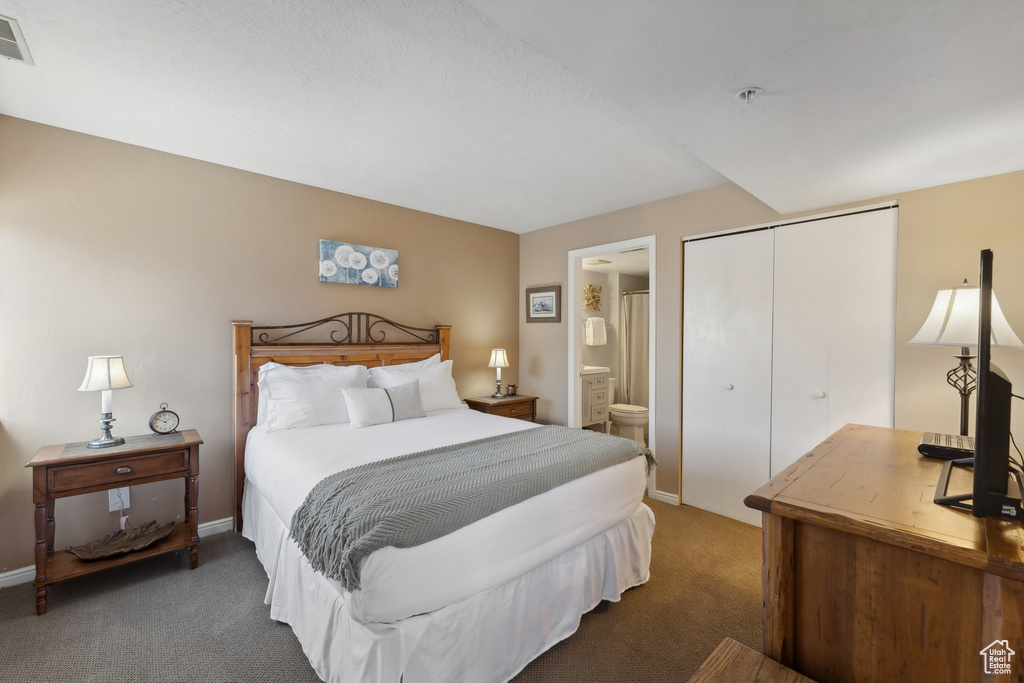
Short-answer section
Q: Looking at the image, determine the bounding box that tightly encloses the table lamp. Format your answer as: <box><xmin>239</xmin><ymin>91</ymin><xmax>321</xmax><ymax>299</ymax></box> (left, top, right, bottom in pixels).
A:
<box><xmin>908</xmin><ymin>281</ymin><xmax>1022</xmax><ymax>435</ymax></box>
<box><xmin>79</xmin><ymin>355</ymin><xmax>133</xmax><ymax>448</ymax></box>
<box><xmin>488</xmin><ymin>348</ymin><xmax>509</xmax><ymax>398</ymax></box>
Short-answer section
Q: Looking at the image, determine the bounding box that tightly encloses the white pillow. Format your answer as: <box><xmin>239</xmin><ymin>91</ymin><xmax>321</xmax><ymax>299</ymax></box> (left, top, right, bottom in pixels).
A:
<box><xmin>343</xmin><ymin>382</ymin><xmax>425</xmax><ymax>429</ymax></box>
<box><xmin>369</xmin><ymin>359</ymin><xmax>463</xmax><ymax>412</ymax></box>
<box><xmin>367</xmin><ymin>353</ymin><xmax>441</xmax><ymax>387</ymax></box>
<box><xmin>256</xmin><ymin>362</ymin><xmax>337</xmax><ymax>425</ymax></box>
<box><xmin>257</xmin><ymin>363</ymin><xmax>368</xmax><ymax>430</ymax></box>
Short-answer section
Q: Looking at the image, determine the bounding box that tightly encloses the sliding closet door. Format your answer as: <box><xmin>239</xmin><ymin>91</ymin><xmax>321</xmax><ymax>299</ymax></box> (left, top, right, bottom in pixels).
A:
<box><xmin>683</xmin><ymin>230</ymin><xmax>773</xmax><ymax>525</ymax></box>
<box><xmin>770</xmin><ymin>223</ymin><xmax>829</xmax><ymax>474</ymax></box>
<box><xmin>770</xmin><ymin>209</ymin><xmax>898</xmax><ymax>476</ymax></box>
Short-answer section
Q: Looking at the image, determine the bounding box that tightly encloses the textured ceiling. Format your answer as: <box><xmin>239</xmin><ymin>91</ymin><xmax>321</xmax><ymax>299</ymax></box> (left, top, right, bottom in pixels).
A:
<box><xmin>1</xmin><ymin>1</ymin><xmax>1021</xmax><ymax>233</ymax></box>
<box><xmin>582</xmin><ymin>248</ymin><xmax>649</xmax><ymax>278</ymax></box>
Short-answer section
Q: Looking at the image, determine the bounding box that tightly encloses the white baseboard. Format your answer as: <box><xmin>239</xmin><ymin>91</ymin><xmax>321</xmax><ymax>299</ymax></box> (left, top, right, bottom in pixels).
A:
<box><xmin>0</xmin><ymin>517</ymin><xmax>234</xmax><ymax>589</ymax></box>
<box><xmin>649</xmin><ymin>489</ymin><xmax>680</xmax><ymax>506</ymax></box>
<box><xmin>198</xmin><ymin>517</ymin><xmax>234</xmax><ymax>537</ymax></box>
<box><xmin>0</xmin><ymin>565</ymin><xmax>35</xmax><ymax>589</ymax></box>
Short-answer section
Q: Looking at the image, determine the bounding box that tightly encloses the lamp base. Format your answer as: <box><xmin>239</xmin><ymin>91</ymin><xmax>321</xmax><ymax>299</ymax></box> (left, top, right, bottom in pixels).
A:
<box><xmin>87</xmin><ymin>436</ymin><xmax>126</xmax><ymax>449</ymax></box>
<box><xmin>87</xmin><ymin>413</ymin><xmax>125</xmax><ymax>449</ymax></box>
<box><xmin>492</xmin><ymin>379</ymin><xmax>503</xmax><ymax>398</ymax></box>
<box><xmin>947</xmin><ymin>347</ymin><xmax>977</xmax><ymax>436</ymax></box>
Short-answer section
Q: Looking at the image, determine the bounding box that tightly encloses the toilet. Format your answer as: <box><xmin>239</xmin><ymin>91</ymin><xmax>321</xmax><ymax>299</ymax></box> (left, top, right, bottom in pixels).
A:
<box><xmin>608</xmin><ymin>378</ymin><xmax>648</xmax><ymax>449</ymax></box>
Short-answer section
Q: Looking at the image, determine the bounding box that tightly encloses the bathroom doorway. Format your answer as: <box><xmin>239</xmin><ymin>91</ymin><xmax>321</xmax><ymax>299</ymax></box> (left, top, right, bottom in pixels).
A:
<box><xmin>567</xmin><ymin>237</ymin><xmax>656</xmax><ymax>489</ymax></box>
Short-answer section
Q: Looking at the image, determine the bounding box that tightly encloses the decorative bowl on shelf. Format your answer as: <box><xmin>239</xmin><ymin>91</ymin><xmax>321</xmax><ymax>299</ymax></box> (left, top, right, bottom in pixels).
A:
<box><xmin>65</xmin><ymin>520</ymin><xmax>175</xmax><ymax>561</ymax></box>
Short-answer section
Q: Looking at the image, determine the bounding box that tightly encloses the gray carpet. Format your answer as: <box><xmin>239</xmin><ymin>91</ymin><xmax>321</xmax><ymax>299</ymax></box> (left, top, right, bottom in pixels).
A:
<box><xmin>0</xmin><ymin>529</ymin><xmax>321</xmax><ymax>683</ymax></box>
<box><xmin>511</xmin><ymin>499</ymin><xmax>763</xmax><ymax>682</ymax></box>
<box><xmin>0</xmin><ymin>499</ymin><xmax>761</xmax><ymax>682</ymax></box>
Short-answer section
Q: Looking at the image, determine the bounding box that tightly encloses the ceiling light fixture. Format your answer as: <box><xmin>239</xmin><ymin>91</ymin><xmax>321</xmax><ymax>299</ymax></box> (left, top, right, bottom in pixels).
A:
<box><xmin>735</xmin><ymin>87</ymin><xmax>763</xmax><ymax>104</ymax></box>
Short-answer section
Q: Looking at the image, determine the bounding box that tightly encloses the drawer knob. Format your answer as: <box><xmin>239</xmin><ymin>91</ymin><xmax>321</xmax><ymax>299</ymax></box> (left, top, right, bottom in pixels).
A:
<box><xmin>510</xmin><ymin>407</ymin><xmax>518</xmax><ymax>413</ymax></box>
<box><xmin>114</xmin><ymin>465</ymin><xmax>133</xmax><ymax>475</ymax></box>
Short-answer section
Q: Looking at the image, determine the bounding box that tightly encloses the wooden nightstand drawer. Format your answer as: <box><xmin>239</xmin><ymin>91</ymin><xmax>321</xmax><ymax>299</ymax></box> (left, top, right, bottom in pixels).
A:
<box><xmin>464</xmin><ymin>395</ymin><xmax>538</xmax><ymax>423</ymax></box>
<box><xmin>490</xmin><ymin>402</ymin><xmax>536</xmax><ymax>421</ymax></box>
<box><xmin>48</xmin><ymin>450</ymin><xmax>189</xmax><ymax>493</ymax></box>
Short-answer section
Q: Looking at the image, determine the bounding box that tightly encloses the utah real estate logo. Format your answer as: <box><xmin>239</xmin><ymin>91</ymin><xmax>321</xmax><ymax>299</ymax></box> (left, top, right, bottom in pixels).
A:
<box><xmin>980</xmin><ymin>640</ymin><xmax>1015</xmax><ymax>676</ymax></box>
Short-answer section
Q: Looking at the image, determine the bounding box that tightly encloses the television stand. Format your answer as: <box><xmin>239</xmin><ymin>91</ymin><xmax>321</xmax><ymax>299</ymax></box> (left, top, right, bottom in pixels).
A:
<box><xmin>934</xmin><ymin>457</ymin><xmax>976</xmax><ymax>513</ymax></box>
<box><xmin>934</xmin><ymin>456</ymin><xmax>1024</xmax><ymax>519</ymax></box>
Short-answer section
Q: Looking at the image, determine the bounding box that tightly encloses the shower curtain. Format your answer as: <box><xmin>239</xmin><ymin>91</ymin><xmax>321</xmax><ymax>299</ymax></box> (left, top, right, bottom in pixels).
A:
<box><xmin>620</xmin><ymin>291</ymin><xmax>649</xmax><ymax>407</ymax></box>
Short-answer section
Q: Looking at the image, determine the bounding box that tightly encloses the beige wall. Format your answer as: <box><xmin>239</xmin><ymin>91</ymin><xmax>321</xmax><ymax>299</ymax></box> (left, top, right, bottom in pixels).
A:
<box><xmin>0</xmin><ymin>116</ymin><xmax>520</xmax><ymax>572</ymax></box>
<box><xmin>520</xmin><ymin>171</ymin><xmax>1024</xmax><ymax>500</ymax></box>
<box><xmin>894</xmin><ymin>172</ymin><xmax>1024</xmax><ymax>437</ymax></box>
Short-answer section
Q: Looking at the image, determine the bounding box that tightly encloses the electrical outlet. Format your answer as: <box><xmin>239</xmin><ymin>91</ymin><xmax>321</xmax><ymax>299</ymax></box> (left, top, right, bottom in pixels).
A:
<box><xmin>108</xmin><ymin>487</ymin><xmax>130</xmax><ymax>512</ymax></box>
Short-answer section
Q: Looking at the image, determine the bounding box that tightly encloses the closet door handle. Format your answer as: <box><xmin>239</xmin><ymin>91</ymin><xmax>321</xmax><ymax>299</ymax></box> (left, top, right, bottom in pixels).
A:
<box><xmin>815</xmin><ymin>391</ymin><xmax>827</xmax><ymax>399</ymax></box>
<box><xmin>725</xmin><ymin>384</ymin><xmax>734</xmax><ymax>391</ymax></box>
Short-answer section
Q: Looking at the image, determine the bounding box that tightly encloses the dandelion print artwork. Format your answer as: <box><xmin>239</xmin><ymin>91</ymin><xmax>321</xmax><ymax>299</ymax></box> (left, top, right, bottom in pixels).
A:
<box><xmin>319</xmin><ymin>240</ymin><xmax>399</xmax><ymax>288</ymax></box>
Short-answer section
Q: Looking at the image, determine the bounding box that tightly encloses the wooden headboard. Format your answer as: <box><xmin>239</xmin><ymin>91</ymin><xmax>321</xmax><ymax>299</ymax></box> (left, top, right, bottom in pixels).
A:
<box><xmin>231</xmin><ymin>312</ymin><xmax>451</xmax><ymax>532</ymax></box>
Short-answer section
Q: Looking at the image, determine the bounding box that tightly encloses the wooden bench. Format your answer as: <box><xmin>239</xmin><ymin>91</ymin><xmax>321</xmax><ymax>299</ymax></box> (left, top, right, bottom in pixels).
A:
<box><xmin>688</xmin><ymin>638</ymin><xmax>815</xmax><ymax>683</ymax></box>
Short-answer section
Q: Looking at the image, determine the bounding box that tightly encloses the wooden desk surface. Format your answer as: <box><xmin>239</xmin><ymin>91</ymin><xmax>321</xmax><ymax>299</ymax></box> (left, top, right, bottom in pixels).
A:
<box><xmin>745</xmin><ymin>424</ymin><xmax>1024</xmax><ymax>580</ymax></box>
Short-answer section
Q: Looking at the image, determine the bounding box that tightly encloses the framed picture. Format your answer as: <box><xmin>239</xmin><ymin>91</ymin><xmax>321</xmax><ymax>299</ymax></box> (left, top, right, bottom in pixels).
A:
<box><xmin>526</xmin><ymin>285</ymin><xmax>561</xmax><ymax>323</ymax></box>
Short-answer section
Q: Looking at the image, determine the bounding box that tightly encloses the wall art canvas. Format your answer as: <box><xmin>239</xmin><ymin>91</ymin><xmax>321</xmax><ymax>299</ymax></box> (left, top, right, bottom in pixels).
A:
<box><xmin>319</xmin><ymin>240</ymin><xmax>399</xmax><ymax>287</ymax></box>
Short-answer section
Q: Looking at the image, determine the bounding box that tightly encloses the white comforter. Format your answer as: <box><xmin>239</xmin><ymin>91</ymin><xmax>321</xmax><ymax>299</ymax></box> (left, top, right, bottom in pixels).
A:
<box><xmin>244</xmin><ymin>407</ymin><xmax>649</xmax><ymax>624</ymax></box>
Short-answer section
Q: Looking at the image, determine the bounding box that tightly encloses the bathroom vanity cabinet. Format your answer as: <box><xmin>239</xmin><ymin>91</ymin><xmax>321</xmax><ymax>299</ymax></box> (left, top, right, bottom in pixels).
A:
<box><xmin>581</xmin><ymin>370</ymin><xmax>610</xmax><ymax>432</ymax></box>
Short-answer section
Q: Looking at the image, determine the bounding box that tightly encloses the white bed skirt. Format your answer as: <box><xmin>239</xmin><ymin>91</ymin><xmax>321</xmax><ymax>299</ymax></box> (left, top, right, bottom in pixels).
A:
<box><xmin>243</xmin><ymin>481</ymin><xmax>655</xmax><ymax>683</ymax></box>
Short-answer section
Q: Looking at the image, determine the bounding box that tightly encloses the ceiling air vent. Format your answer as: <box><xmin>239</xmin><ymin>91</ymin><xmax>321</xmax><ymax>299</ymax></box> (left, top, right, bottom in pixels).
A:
<box><xmin>0</xmin><ymin>15</ymin><xmax>33</xmax><ymax>65</ymax></box>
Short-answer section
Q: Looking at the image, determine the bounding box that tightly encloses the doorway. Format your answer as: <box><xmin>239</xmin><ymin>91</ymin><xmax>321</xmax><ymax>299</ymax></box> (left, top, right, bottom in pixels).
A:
<box><xmin>568</xmin><ymin>236</ymin><xmax>656</xmax><ymax>492</ymax></box>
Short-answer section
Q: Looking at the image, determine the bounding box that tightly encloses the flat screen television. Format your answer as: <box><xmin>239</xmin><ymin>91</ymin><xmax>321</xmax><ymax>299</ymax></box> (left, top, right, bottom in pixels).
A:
<box><xmin>934</xmin><ymin>249</ymin><xmax>1023</xmax><ymax>519</ymax></box>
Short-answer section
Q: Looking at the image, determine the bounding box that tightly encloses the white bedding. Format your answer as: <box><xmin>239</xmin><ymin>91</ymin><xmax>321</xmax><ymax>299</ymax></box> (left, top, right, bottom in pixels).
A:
<box><xmin>244</xmin><ymin>407</ymin><xmax>650</xmax><ymax>624</ymax></box>
<box><xmin>244</xmin><ymin>480</ymin><xmax>654</xmax><ymax>683</ymax></box>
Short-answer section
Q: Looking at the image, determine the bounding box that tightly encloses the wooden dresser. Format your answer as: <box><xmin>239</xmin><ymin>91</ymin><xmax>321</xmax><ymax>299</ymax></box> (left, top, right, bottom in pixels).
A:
<box><xmin>744</xmin><ymin>424</ymin><xmax>1024</xmax><ymax>683</ymax></box>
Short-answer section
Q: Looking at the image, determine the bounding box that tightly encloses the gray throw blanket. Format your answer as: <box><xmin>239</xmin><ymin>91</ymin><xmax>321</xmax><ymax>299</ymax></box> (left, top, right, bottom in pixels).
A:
<box><xmin>290</xmin><ymin>425</ymin><xmax>654</xmax><ymax>592</ymax></box>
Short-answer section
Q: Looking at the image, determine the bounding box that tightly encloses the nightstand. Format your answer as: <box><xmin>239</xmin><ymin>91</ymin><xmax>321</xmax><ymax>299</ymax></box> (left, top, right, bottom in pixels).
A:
<box><xmin>25</xmin><ymin>430</ymin><xmax>202</xmax><ymax>615</ymax></box>
<box><xmin>464</xmin><ymin>395</ymin><xmax>538</xmax><ymax>422</ymax></box>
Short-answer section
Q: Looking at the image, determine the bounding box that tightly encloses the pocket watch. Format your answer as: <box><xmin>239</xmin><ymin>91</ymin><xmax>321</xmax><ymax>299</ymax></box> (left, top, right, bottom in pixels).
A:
<box><xmin>149</xmin><ymin>403</ymin><xmax>180</xmax><ymax>434</ymax></box>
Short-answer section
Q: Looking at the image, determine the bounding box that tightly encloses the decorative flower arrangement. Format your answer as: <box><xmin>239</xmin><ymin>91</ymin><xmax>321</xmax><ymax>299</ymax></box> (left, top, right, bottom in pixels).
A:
<box><xmin>583</xmin><ymin>284</ymin><xmax>602</xmax><ymax>311</ymax></box>
<box><xmin>319</xmin><ymin>240</ymin><xmax>399</xmax><ymax>287</ymax></box>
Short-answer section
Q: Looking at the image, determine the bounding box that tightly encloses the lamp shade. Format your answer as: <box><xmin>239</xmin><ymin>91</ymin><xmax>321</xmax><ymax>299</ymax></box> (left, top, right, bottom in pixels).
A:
<box><xmin>488</xmin><ymin>348</ymin><xmax>509</xmax><ymax>369</ymax></box>
<box><xmin>908</xmin><ymin>284</ymin><xmax>1023</xmax><ymax>348</ymax></box>
<box><xmin>78</xmin><ymin>356</ymin><xmax>134</xmax><ymax>392</ymax></box>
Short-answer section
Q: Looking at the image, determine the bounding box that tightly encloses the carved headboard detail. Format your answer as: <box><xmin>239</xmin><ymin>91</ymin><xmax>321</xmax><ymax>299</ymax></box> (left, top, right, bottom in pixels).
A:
<box><xmin>248</xmin><ymin>311</ymin><xmax>444</xmax><ymax>346</ymax></box>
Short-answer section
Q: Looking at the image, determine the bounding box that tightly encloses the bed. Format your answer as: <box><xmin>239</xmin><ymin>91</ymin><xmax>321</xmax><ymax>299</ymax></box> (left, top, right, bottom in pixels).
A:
<box><xmin>232</xmin><ymin>312</ymin><xmax>655</xmax><ymax>683</ymax></box>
